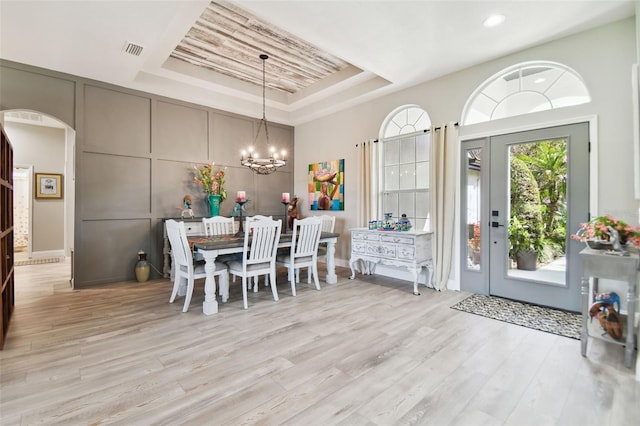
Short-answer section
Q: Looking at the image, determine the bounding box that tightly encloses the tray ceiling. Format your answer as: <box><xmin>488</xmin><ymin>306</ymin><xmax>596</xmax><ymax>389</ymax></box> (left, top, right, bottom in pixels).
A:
<box><xmin>0</xmin><ymin>0</ymin><xmax>635</xmax><ymax>126</ymax></box>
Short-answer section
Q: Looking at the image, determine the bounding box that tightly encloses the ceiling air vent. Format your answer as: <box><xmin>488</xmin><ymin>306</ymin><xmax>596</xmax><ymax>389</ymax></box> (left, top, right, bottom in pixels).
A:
<box><xmin>123</xmin><ymin>41</ymin><xmax>144</xmax><ymax>57</ymax></box>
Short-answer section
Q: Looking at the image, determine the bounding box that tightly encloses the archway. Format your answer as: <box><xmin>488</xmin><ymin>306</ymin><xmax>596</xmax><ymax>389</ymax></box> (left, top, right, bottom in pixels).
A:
<box><xmin>1</xmin><ymin>110</ymin><xmax>75</xmax><ymax>284</ymax></box>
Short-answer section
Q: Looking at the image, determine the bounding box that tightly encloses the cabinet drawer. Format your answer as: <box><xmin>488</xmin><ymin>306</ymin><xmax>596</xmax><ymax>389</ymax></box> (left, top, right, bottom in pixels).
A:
<box><xmin>381</xmin><ymin>234</ymin><xmax>415</xmax><ymax>245</ymax></box>
<box><xmin>352</xmin><ymin>241</ymin><xmax>367</xmax><ymax>254</ymax></box>
<box><xmin>184</xmin><ymin>222</ymin><xmax>204</xmax><ymax>235</ymax></box>
<box><xmin>353</xmin><ymin>231</ymin><xmax>381</xmax><ymax>242</ymax></box>
<box><xmin>366</xmin><ymin>243</ymin><xmax>396</xmax><ymax>258</ymax></box>
<box><xmin>397</xmin><ymin>245</ymin><xmax>416</xmax><ymax>260</ymax></box>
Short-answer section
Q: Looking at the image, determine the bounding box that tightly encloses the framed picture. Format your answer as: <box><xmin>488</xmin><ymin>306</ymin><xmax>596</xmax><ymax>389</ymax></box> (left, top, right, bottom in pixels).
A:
<box><xmin>308</xmin><ymin>159</ymin><xmax>344</xmax><ymax>210</ymax></box>
<box><xmin>35</xmin><ymin>173</ymin><xmax>63</xmax><ymax>199</ymax></box>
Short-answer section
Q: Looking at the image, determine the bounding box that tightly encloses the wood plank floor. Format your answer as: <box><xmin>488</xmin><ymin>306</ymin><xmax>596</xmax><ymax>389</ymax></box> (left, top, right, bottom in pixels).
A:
<box><xmin>1</xmin><ymin>260</ymin><xmax>638</xmax><ymax>425</ymax></box>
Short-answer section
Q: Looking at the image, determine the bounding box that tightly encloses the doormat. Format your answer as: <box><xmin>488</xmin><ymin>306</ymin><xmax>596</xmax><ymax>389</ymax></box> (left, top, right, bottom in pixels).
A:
<box><xmin>450</xmin><ymin>294</ymin><xmax>581</xmax><ymax>340</ymax></box>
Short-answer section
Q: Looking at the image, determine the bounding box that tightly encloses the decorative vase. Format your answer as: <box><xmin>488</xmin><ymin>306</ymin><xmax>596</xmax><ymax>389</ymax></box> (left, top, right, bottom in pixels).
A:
<box><xmin>135</xmin><ymin>251</ymin><xmax>150</xmax><ymax>282</ymax></box>
<box><xmin>208</xmin><ymin>194</ymin><xmax>221</xmax><ymax>217</ymax></box>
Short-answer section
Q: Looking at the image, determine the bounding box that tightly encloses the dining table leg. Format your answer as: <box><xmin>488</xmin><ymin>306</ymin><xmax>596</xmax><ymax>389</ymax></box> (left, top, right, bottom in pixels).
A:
<box><xmin>325</xmin><ymin>238</ymin><xmax>338</xmax><ymax>284</ymax></box>
<box><xmin>200</xmin><ymin>249</ymin><xmax>219</xmax><ymax>315</ymax></box>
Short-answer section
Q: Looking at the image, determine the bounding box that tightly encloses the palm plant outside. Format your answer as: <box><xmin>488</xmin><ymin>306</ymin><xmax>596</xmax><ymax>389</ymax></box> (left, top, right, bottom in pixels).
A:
<box><xmin>511</xmin><ymin>139</ymin><xmax>568</xmax><ymax>261</ymax></box>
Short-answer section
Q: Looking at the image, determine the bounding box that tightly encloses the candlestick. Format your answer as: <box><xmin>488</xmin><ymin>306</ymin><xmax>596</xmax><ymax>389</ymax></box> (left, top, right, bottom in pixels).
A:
<box><xmin>282</xmin><ymin>192</ymin><xmax>290</xmax><ymax>203</ymax></box>
<box><xmin>234</xmin><ymin>200</ymin><xmax>248</xmax><ymax>238</ymax></box>
<box><xmin>282</xmin><ymin>201</ymin><xmax>290</xmax><ymax>233</ymax></box>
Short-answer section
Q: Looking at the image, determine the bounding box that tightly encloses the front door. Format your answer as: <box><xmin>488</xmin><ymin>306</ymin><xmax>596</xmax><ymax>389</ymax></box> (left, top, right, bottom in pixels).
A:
<box><xmin>461</xmin><ymin>123</ymin><xmax>589</xmax><ymax>312</ymax></box>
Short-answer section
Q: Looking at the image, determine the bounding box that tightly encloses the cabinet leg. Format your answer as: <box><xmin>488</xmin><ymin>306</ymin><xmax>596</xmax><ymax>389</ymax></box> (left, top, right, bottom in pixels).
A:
<box><xmin>581</xmin><ymin>276</ymin><xmax>589</xmax><ymax>357</ymax></box>
<box><xmin>624</xmin><ymin>282</ymin><xmax>635</xmax><ymax>368</ymax></box>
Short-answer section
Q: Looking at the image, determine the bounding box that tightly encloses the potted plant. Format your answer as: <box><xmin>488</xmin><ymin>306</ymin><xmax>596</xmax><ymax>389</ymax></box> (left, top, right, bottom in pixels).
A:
<box><xmin>193</xmin><ymin>163</ymin><xmax>227</xmax><ymax>216</ymax></box>
<box><xmin>508</xmin><ymin>215</ymin><xmax>543</xmax><ymax>270</ymax></box>
<box><xmin>571</xmin><ymin>215</ymin><xmax>640</xmax><ymax>249</ymax></box>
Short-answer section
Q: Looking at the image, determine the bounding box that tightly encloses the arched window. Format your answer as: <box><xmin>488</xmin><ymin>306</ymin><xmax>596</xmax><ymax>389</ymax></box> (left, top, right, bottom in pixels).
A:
<box><xmin>379</xmin><ymin>105</ymin><xmax>431</xmax><ymax>230</ymax></box>
<box><xmin>462</xmin><ymin>61</ymin><xmax>590</xmax><ymax>125</ymax></box>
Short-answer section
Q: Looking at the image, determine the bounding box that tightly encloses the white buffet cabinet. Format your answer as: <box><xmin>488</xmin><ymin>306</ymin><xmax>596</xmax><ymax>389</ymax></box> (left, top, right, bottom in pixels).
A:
<box><xmin>349</xmin><ymin>228</ymin><xmax>434</xmax><ymax>295</ymax></box>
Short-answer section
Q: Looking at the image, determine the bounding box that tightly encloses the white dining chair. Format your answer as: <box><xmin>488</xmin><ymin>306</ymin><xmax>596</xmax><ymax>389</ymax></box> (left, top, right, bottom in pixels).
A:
<box><xmin>300</xmin><ymin>215</ymin><xmax>335</xmax><ymax>283</ymax></box>
<box><xmin>227</xmin><ymin>218</ymin><xmax>282</xmax><ymax>309</ymax></box>
<box><xmin>202</xmin><ymin>216</ymin><xmax>234</xmax><ymax>236</ymax></box>
<box><xmin>166</xmin><ymin>219</ymin><xmax>229</xmax><ymax>312</ymax></box>
<box><xmin>244</xmin><ymin>215</ymin><xmax>273</xmax><ymax>289</ymax></box>
<box><xmin>203</xmin><ymin>215</ymin><xmax>238</xmax><ymax>264</ymax></box>
<box><xmin>277</xmin><ymin>217</ymin><xmax>323</xmax><ymax>296</ymax></box>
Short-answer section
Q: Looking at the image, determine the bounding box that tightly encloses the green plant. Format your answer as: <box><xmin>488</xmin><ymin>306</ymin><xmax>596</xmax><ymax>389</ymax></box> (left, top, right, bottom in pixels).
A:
<box><xmin>509</xmin><ymin>215</ymin><xmax>544</xmax><ymax>259</ymax></box>
<box><xmin>514</xmin><ymin>140</ymin><xmax>567</xmax><ymax>249</ymax></box>
<box><xmin>193</xmin><ymin>163</ymin><xmax>227</xmax><ymax>201</ymax></box>
<box><xmin>509</xmin><ymin>157</ymin><xmax>544</xmax><ymax>260</ymax></box>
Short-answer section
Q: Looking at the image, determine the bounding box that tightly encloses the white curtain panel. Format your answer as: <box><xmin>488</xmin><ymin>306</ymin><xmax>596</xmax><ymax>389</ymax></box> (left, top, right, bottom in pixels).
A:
<box><xmin>429</xmin><ymin>123</ymin><xmax>459</xmax><ymax>291</ymax></box>
<box><xmin>358</xmin><ymin>140</ymin><xmax>377</xmax><ymax>227</ymax></box>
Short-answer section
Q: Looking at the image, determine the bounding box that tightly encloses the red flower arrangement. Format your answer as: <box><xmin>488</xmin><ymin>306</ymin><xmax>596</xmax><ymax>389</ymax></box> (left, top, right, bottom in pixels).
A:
<box><xmin>571</xmin><ymin>215</ymin><xmax>640</xmax><ymax>248</ymax></box>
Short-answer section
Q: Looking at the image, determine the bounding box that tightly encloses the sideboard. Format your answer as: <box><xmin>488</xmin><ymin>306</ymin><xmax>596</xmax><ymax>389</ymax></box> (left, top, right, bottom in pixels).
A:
<box><xmin>349</xmin><ymin>228</ymin><xmax>433</xmax><ymax>295</ymax></box>
<box><xmin>579</xmin><ymin>247</ymin><xmax>639</xmax><ymax>378</ymax></box>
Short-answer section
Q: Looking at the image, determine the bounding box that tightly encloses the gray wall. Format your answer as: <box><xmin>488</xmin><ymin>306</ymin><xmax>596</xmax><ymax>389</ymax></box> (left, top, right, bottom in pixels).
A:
<box><xmin>8</xmin><ymin>122</ymin><xmax>65</xmax><ymax>252</ymax></box>
<box><xmin>0</xmin><ymin>62</ymin><xmax>294</xmax><ymax>287</ymax></box>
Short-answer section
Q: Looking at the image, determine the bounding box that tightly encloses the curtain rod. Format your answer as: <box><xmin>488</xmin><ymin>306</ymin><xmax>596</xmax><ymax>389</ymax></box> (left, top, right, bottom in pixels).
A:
<box><xmin>355</xmin><ymin>122</ymin><xmax>459</xmax><ymax>147</ymax></box>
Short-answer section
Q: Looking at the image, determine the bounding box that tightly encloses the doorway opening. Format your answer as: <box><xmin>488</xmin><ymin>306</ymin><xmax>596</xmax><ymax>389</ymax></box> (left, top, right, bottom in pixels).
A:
<box><xmin>1</xmin><ymin>110</ymin><xmax>75</xmax><ymax>284</ymax></box>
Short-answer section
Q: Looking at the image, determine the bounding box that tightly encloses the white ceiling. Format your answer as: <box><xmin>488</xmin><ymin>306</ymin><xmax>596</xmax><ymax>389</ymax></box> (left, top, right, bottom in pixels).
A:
<box><xmin>0</xmin><ymin>0</ymin><xmax>635</xmax><ymax>126</ymax></box>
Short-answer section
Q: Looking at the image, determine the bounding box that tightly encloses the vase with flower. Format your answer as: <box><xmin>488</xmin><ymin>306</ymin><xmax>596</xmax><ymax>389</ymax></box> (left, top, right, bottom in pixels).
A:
<box><xmin>193</xmin><ymin>163</ymin><xmax>227</xmax><ymax>217</ymax></box>
<box><xmin>571</xmin><ymin>215</ymin><xmax>640</xmax><ymax>251</ymax></box>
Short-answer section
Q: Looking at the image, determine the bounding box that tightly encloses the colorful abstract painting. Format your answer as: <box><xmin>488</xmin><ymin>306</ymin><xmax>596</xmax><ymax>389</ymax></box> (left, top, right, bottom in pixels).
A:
<box><xmin>308</xmin><ymin>159</ymin><xmax>344</xmax><ymax>210</ymax></box>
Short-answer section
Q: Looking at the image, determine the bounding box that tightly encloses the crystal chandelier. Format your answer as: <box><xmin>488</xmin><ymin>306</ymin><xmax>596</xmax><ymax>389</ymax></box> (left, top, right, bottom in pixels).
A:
<box><xmin>241</xmin><ymin>54</ymin><xmax>287</xmax><ymax>175</ymax></box>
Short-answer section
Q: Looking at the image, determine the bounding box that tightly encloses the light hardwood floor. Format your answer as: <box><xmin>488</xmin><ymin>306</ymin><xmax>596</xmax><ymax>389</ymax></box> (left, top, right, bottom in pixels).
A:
<box><xmin>1</xmin><ymin>260</ymin><xmax>638</xmax><ymax>425</ymax></box>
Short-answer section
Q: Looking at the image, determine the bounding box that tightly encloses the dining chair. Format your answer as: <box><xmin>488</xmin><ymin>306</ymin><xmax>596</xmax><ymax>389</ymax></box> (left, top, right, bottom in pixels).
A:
<box><xmin>166</xmin><ymin>219</ymin><xmax>229</xmax><ymax>312</ymax></box>
<box><xmin>202</xmin><ymin>215</ymin><xmax>238</xmax><ymax>265</ymax></box>
<box><xmin>227</xmin><ymin>218</ymin><xmax>282</xmax><ymax>309</ymax></box>
<box><xmin>301</xmin><ymin>214</ymin><xmax>335</xmax><ymax>283</ymax></box>
<box><xmin>276</xmin><ymin>217</ymin><xmax>323</xmax><ymax>296</ymax></box>
<box><xmin>202</xmin><ymin>216</ymin><xmax>235</xmax><ymax>236</ymax></box>
<box><xmin>244</xmin><ymin>215</ymin><xmax>273</xmax><ymax>289</ymax></box>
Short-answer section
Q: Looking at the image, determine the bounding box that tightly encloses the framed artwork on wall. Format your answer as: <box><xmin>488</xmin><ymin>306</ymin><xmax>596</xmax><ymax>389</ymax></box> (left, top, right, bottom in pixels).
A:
<box><xmin>308</xmin><ymin>159</ymin><xmax>344</xmax><ymax>210</ymax></box>
<box><xmin>35</xmin><ymin>173</ymin><xmax>63</xmax><ymax>199</ymax></box>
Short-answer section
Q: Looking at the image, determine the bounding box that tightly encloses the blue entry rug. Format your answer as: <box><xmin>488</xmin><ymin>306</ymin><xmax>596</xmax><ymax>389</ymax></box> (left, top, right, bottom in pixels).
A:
<box><xmin>450</xmin><ymin>294</ymin><xmax>581</xmax><ymax>340</ymax></box>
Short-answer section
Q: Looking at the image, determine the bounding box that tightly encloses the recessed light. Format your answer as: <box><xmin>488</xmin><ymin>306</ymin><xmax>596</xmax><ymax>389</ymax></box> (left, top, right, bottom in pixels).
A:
<box><xmin>534</xmin><ymin>78</ymin><xmax>546</xmax><ymax>84</ymax></box>
<box><xmin>484</xmin><ymin>14</ymin><xmax>505</xmax><ymax>28</ymax></box>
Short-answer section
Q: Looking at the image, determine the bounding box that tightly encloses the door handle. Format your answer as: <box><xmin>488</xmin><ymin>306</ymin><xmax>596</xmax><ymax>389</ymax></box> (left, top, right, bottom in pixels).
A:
<box><xmin>491</xmin><ymin>221</ymin><xmax>504</xmax><ymax>228</ymax></box>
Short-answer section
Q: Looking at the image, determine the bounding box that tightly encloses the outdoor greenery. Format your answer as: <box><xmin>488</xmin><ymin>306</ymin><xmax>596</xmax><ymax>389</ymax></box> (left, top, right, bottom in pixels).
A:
<box><xmin>509</xmin><ymin>140</ymin><xmax>567</xmax><ymax>265</ymax></box>
<box><xmin>509</xmin><ymin>156</ymin><xmax>545</xmax><ymax>261</ymax></box>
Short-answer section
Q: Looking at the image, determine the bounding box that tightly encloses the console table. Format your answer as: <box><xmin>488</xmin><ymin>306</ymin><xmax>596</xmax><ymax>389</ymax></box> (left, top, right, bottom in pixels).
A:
<box><xmin>349</xmin><ymin>228</ymin><xmax>433</xmax><ymax>295</ymax></box>
<box><xmin>579</xmin><ymin>247</ymin><xmax>638</xmax><ymax>375</ymax></box>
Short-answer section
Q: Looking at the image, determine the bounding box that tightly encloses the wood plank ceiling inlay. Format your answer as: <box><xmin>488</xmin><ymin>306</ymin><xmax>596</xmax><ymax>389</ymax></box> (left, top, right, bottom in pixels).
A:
<box><xmin>170</xmin><ymin>0</ymin><xmax>349</xmax><ymax>94</ymax></box>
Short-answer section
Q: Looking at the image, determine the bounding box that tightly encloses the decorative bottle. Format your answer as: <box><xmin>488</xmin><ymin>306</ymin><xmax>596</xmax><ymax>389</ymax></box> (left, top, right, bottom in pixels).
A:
<box><xmin>135</xmin><ymin>251</ymin><xmax>150</xmax><ymax>282</ymax></box>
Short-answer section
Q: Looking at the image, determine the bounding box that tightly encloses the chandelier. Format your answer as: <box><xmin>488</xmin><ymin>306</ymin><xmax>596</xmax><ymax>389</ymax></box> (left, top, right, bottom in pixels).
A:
<box><xmin>241</xmin><ymin>54</ymin><xmax>287</xmax><ymax>175</ymax></box>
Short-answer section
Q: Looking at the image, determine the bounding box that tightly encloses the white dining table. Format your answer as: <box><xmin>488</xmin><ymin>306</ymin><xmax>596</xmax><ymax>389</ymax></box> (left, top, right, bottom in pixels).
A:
<box><xmin>188</xmin><ymin>232</ymin><xmax>340</xmax><ymax>315</ymax></box>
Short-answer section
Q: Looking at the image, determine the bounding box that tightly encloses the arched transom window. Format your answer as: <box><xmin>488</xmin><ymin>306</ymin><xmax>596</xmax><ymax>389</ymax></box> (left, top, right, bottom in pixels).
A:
<box><xmin>382</xmin><ymin>105</ymin><xmax>431</xmax><ymax>138</ymax></box>
<box><xmin>462</xmin><ymin>61</ymin><xmax>590</xmax><ymax>125</ymax></box>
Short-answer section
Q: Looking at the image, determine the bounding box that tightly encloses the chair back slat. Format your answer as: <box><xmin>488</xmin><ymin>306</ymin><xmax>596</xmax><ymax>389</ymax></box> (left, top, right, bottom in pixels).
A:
<box><xmin>292</xmin><ymin>217</ymin><xmax>322</xmax><ymax>258</ymax></box>
<box><xmin>203</xmin><ymin>216</ymin><xmax>234</xmax><ymax>236</ymax></box>
<box><xmin>166</xmin><ymin>220</ymin><xmax>193</xmax><ymax>272</ymax></box>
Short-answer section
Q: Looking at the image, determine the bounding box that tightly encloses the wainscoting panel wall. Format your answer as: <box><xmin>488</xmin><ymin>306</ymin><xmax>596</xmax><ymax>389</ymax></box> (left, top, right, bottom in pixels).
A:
<box><xmin>154</xmin><ymin>101</ymin><xmax>208</xmax><ymax>160</ymax></box>
<box><xmin>83</xmin><ymin>85</ymin><xmax>151</xmax><ymax>156</ymax></box>
<box><xmin>0</xmin><ymin>59</ymin><xmax>294</xmax><ymax>288</ymax></box>
<box><xmin>77</xmin><ymin>218</ymin><xmax>152</xmax><ymax>284</ymax></box>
